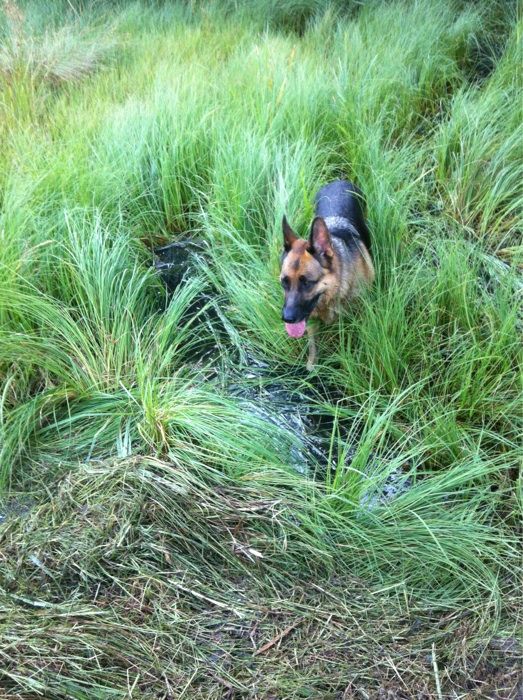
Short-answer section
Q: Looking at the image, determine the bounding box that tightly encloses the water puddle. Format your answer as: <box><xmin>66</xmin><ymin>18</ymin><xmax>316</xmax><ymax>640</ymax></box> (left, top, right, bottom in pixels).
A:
<box><xmin>228</xmin><ymin>355</ymin><xmax>326</xmax><ymax>475</ymax></box>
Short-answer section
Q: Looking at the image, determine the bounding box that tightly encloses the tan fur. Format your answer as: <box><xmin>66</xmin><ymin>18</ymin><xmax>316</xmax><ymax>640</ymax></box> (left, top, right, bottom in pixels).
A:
<box><xmin>313</xmin><ymin>237</ymin><xmax>374</xmax><ymax>323</ymax></box>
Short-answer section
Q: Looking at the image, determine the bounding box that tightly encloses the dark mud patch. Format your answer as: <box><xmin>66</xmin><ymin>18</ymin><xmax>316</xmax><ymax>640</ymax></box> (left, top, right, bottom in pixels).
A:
<box><xmin>0</xmin><ymin>499</ymin><xmax>32</xmax><ymax>526</ymax></box>
<box><xmin>154</xmin><ymin>239</ymin><xmax>207</xmax><ymax>295</ymax></box>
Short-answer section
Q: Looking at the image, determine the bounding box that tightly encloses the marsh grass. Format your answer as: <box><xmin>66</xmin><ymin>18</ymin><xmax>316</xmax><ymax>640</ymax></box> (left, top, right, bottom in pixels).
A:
<box><xmin>0</xmin><ymin>0</ymin><xmax>521</xmax><ymax>696</ymax></box>
<box><xmin>434</xmin><ymin>30</ymin><xmax>523</xmax><ymax>252</ymax></box>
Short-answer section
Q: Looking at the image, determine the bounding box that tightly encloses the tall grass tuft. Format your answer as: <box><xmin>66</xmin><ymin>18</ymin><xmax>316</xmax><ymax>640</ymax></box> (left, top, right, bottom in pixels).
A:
<box><xmin>0</xmin><ymin>0</ymin><xmax>116</xmax><ymax>143</ymax></box>
<box><xmin>434</xmin><ymin>23</ymin><xmax>523</xmax><ymax>253</ymax></box>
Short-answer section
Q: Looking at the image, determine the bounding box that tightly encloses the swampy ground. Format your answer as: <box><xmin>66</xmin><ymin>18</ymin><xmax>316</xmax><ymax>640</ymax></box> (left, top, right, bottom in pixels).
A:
<box><xmin>0</xmin><ymin>1</ymin><xmax>521</xmax><ymax>698</ymax></box>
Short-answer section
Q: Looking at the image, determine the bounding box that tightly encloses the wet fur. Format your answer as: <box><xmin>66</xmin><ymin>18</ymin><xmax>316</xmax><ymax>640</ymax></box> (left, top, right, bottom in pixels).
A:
<box><xmin>280</xmin><ymin>180</ymin><xmax>375</xmax><ymax>369</ymax></box>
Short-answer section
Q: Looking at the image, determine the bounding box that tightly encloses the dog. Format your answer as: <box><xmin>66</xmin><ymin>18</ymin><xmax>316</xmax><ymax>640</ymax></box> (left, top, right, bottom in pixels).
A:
<box><xmin>280</xmin><ymin>180</ymin><xmax>375</xmax><ymax>370</ymax></box>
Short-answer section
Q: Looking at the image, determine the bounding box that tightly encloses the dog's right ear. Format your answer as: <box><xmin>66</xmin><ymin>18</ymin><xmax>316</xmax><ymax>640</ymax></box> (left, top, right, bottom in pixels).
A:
<box><xmin>282</xmin><ymin>215</ymin><xmax>298</xmax><ymax>252</ymax></box>
<box><xmin>309</xmin><ymin>217</ymin><xmax>333</xmax><ymax>264</ymax></box>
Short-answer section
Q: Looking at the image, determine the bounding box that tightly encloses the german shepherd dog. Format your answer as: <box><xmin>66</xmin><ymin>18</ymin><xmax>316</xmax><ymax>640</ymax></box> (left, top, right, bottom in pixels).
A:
<box><xmin>280</xmin><ymin>180</ymin><xmax>374</xmax><ymax>370</ymax></box>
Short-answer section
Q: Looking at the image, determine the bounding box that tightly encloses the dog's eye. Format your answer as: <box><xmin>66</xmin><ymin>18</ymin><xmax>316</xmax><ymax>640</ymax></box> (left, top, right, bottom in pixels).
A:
<box><xmin>301</xmin><ymin>278</ymin><xmax>317</xmax><ymax>290</ymax></box>
<box><xmin>281</xmin><ymin>276</ymin><xmax>290</xmax><ymax>290</ymax></box>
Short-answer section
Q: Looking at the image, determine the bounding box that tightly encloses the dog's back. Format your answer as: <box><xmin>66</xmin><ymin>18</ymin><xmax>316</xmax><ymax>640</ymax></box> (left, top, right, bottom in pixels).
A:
<box><xmin>314</xmin><ymin>180</ymin><xmax>371</xmax><ymax>253</ymax></box>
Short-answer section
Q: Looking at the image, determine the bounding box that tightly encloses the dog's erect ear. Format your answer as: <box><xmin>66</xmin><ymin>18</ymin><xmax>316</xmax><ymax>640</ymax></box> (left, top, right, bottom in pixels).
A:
<box><xmin>309</xmin><ymin>217</ymin><xmax>333</xmax><ymax>262</ymax></box>
<box><xmin>282</xmin><ymin>215</ymin><xmax>298</xmax><ymax>252</ymax></box>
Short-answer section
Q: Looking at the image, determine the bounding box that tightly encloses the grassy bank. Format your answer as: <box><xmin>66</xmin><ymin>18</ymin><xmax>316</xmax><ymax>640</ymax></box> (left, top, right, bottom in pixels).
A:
<box><xmin>0</xmin><ymin>0</ymin><xmax>521</xmax><ymax>697</ymax></box>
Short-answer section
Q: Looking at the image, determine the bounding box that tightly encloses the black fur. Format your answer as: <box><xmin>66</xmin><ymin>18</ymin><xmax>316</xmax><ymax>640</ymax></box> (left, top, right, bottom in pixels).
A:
<box><xmin>314</xmin><ymin>180</ymin><xmax>371</xmax><ymax>252</ymax></box>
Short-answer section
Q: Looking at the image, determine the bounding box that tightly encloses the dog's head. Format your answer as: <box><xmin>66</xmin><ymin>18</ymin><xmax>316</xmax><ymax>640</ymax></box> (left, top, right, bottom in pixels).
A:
<box><xmin>279</xmin><ymin>215</ymin><xmax>334</xmax><ymax>338</ymax></box>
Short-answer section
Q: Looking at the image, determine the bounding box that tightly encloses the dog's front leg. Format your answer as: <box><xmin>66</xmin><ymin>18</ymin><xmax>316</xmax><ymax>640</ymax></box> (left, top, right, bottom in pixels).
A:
<box><xmin>306</xmin><ymin>324</ymin><xmax>317</xmax><ymax>372</ymax></box>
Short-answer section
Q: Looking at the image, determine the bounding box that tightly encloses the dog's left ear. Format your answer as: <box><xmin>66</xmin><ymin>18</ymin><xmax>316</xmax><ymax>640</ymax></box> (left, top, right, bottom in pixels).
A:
<box><xmin>309</xmin><ymin>217</ymin><xmax>333</xmax><ymax>263</ymax></box>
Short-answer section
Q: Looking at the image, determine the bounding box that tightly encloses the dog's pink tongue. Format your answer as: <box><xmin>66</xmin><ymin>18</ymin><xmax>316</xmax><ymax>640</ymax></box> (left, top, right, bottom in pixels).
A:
<box><xmin>285</xmin><ymin>320</ymin><xmax>306</xmax><ymax>338</ymax></box>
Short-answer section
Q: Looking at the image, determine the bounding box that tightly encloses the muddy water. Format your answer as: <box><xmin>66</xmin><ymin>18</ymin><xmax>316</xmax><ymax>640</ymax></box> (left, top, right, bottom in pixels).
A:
<box><xmin>154</xmin><ymin>239</ymin><xmax>326</xmax><ymax>473</ymax></box>
<box><xmin>154</xmin><ymin>242</ymin><xmax>410</xmax><ymax>507</ymax></box>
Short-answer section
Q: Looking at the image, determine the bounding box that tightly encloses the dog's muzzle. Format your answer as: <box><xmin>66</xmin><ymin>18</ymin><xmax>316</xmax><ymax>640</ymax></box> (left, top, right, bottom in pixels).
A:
<box><xmin>282</xmin><ymin>293</ymin><xmax>322</xmax><ymax>338</ymax></box>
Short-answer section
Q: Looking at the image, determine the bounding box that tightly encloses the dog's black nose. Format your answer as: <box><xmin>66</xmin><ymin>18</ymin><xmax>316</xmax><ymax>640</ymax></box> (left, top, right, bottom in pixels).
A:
<box><xmin>282</xmin><ymin>308</ymin><xmax>299</xmax><ymax>323</ymax></box>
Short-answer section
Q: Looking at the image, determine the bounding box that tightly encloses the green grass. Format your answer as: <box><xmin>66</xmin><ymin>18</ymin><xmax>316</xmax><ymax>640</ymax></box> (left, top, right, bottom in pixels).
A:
<box><xmin>0</xmin><ymin>0</ymin><xmax>521</xmax><ymax>697</ymax></box>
